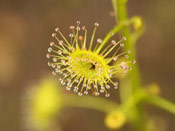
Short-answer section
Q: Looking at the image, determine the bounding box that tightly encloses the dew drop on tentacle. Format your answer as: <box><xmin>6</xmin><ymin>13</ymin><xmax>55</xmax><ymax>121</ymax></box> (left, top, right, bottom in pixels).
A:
<box><xmin>70</xmin><ymin>26</ymin><xmax>75</xmax><ymax>30</ymax></box>
<box><xmin>48</xmin><ymin>62</ymin><xmax>51</xmax><ymax>66</ymax></box>
<box><xmin>50</xmin><ymin>42</ymin><xmax>55</xmax><ymax>46</ymax></box>
<box><xmin>97</xmin><ymin>38</ymin><xmax>102</xmax><ymax>44</ymax></box>
<box><xmin>101</xmin><ymin>86</ymin><xmax>105</xmax><ymax>90</ymax></box>
<box><xmin>113</xmin><ymin>56</ymin><xmax>118</xmax><ymax>61</ymax></box>
<box><xmin>52</xmin><ymin>71</ymin><xmax>56</xmax><ymax>76</ymax></box>
<box><xmin>55</xmin><ymin>68</ymin><xmax>60</xmax><ymax>73</ymax></box>
<box><xmin>48</xmin><ymin>47</ymin><xmax>52</xmax><ymax>52</ymax></box>
<box><xmin>61</xmin><ymin>80</ymin><xmax>66</xmax><ymax>85</ymax></box>
<box><xmin>74</xmin><ymin>88</ymin><xmax>78</xmax><ymax>93</ymax></box>
<box><xmin>51</xmin><ymin>64</ymin><xmax>56</xmax><ymax>68</ymax></box>
<box><xmin>106</xmin><ymin>85</ymin><xmax>110</xmax><ymax>89</ymax></box>
<box><xmin>132</xmin><ymin>60</ymin><xmax>136</xmax><ymax>64</ymax></box>
<box><xmin>120</xmin><ymin>43</ymin><xmax>124</xmax><ymax>47</ymax></box>
<box><xmin>55</xmin><ymin>27</ymin><xmax>60</xmax><ymax>32</ymax></box>
<box><xmin>114</xmin><ymin>81</ymin><xmax>118</xmax><ymax>87</ymax></box>
<box><xmin>57</xmin><ymin>64</ymin><xmax>61</xmax><ymax>69</ymax></box>
<box><xmin>110</xmin><ymin>32</ymin><xmax>114</xmax><ymax>36</ymax></box>
<box><xmin>114</xmin><ymin>86</ymin><xmax>118</xmax><ymax>89</ymax></box>
<box><xmin>58</xmin><ymin>50</ymin><xmax>62</xmax><ymax>55</ymax></box>
<box><xmin>53</xmin><ymin>57</ymin><xmax>57</xmax><ymax>62</ymax></box>
<box><xmin>69</xmin><ymin>34</ymin><xmax>74</xmax><ymax>38</ymax></box>
<box><xmin>52</xmin><ymin>33</ymin><xmax>56</xmax><ymax>38</ymax></box>
<box><xmin>94</xmin><ymin>22</ymin><xmax>99</xmax><ymax>27</ymax></box>
<box><xmin>63</xmin><ymin>73</ymin><xmax>67</xmax><ymax>77</ymax></box>
<box><xmin>94</xmin><ymin>92</ymin><xmax>100</xmax><ymax>96</ymax></box>
<box><xmin>101</xmin><ymin>90</ymin><xmax>105</xmax><ymax>94</ymax></box>
<box><xmin>78</xmin><ymin>92</ymin><xmax>83</xmax><ymax>96</ymax></box>
<box><xmin>74</xmin><ymin>86</ymin><xmax>78</xmax><ymax>90</ymax></box>
<box><xmin>82</xmin><ymin>26</ymin><xmax>86</xmax><ymax>30</ymax></box>
<box><xmin>59</xmin><ymin>70</ymin><xmax>63</xmax><ymax>74</ymax></box>
<box><xmin>67</xmin><ymin>82</ymin><xmax>72</xmax><ymax>87</ymax></box>
<box><xmin>61</xmin><ymin>60</ymin><xmax>66</xmax><ymax>65</ymax></box>
<box><xmin>76</xmin><ymin>27</ymin><xmax>81</xmax><ymax>31</ymax></box>
<box><xmin>76</xmin><ymin>21</ymin><xmax>80</xmax><ymax>25</ymax></box>
<box><xmin>105</xmin><ymin>93</ymin><xmax>110</xmax><ymax>97</ymax></box>
<box><xmin>125</xmin><ymin>55</ymin><xmax>129</xmax><ymax>59</ymax></box>
<box><xmin>122</xmin><ymin>37</ymin><xmax>126</xmax><ymax>41</ymax></box>
<box><xmin>84</xmin><ymin>91</ymin><xmax>88</xmax><ymax>95</ymax></box>
<box><xmin>74</xmin><ymin>79</ymin><xmax>79</xmax><ymax>83</ymax></box>
<box><xmin>46</xmin><ymin>54</ymin><xmax>50</xmax><ymax>58</ymax></box>
<box><xmin>111</xmin><ymin>40</ymin><xmax>116</xmax><ymax>45</ymax></box>
<box><xmin>66</xmin><ymin>86</ymin><xmax>71</xmax><ymax>91</ymax></box>
<box><xmin>128</xmin><ymin>67</ymin><xmax>132</xmax><ymax>70</ymax></box>
<box><xmin>87</xmin><ymin>86</ymin><xmax>91</xmax><ymax>90</ymax></box>
<box><xmin>59</xmin><ymin>40</ymin><xmax>63</xmax><ymax>45</ymax></box>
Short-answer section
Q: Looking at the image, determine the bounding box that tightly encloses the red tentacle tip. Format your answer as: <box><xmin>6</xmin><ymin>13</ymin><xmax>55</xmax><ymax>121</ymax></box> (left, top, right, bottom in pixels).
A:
<box><xmin>76</xmin><ymin>21</ymin><xmax>80</xmax><ymax>25</ymax></box>
<box><xmin>94</xmin><ymin>22</ymin><xmax>99</xmax><ymax>27</ymax></box>
<box><xmin>52</xmin><ymin>33</ymin><xmax>56</xmax><ymax>37</ymax></box>
<box><xmin>55</xmin><ymin>27</ymin><xmax>60</xmax><ymax>32</ymax></box>
<box><xmin>82</xmin><ymin>26</ymin><xmax>86</xmax><ymax>30</ymax></box>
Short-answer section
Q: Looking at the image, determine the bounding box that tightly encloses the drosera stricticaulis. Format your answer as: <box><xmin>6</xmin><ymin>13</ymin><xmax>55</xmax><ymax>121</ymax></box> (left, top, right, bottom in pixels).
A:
<box><xmin>47</xmin><ymin>21</ymin><xmax>136</xmax><ymax>97</ymax></box>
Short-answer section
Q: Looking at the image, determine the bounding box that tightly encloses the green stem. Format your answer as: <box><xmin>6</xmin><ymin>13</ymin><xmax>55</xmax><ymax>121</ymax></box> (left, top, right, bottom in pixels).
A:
<box><xmin>144</xmin><ymin>95</ymin><xmax>175</xmax><ymax>114</ymax></box>
<box><xmin>62</xmin><ymin>94</ymin><xmax>118</xmax><ymax>113</ymax></box>
<box><xmin>96</xmin><ymin>24</ymin><xmax>123</xmax><ymax>53</ymax></box>
<box><xmin>96</xmin><ymin>17</ymin><xmax>136</xmax><ymax>54</ymax></box>
<box><xmin>120</xmin><ymin>90</ymin><xmax>146</xmax><ymax>111</ymax></box>
<box><xmin>120</xmin><ymin>90</ymin><xmax>175</xmax><ymax>115</ymax></box>
<box><xmin>112</xmin><ymin>0</ymin><xmax>141</xmax><ymax>93</ymax></box>
<box><xmin>112</xmin><ymin>0</ymin><xmax>130</xmax><ymax>36</ymax></box>
<box><xmin>112</xmin><ymin>0</ymin><xmax>146</xmax><ymax>130</ymax></box>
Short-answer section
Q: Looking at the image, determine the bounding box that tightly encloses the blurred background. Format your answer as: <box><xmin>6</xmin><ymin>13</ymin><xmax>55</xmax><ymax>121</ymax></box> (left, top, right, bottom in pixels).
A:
<box><xmin>0</xmin><ymin>0</ymin><xmax>175</xmax><ymax>130</ymax></box>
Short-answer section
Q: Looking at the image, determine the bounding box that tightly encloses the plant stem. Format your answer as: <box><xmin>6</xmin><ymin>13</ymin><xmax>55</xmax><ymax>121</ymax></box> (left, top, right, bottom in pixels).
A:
<box><xmin>111</xmin><ymin>0</ymin><xmax>146</xmax><ymax>130</ymax></box>
<box><xmin>96</xmin><ymin>24</ymin><xmax>123</xmax><ymax>53</ymax></box>
<box><xmin>144</xmin><ymin>95</ymin><xmax>175</xmax><ymax>114</ymax></box>
<box><xmin>112</xmin><ymin>0</ymin><xmax>141</xmax><ymax>94</ymax></box>
<box><xmin>62</xmin><ymin>94</ymin><xmax>118</xmax><ymax>113</ymax></box>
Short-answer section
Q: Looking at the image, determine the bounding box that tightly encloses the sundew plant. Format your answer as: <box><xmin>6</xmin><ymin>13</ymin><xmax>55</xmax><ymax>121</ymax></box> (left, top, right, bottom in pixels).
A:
<box><xmin>47</xmin><ymin>21</ymin><xmax>136</xmax><ymax>97</ymax></box>
<box><xmin>25</xmin><ymin>0</ymin><xmax>175</xmax><ymax>131</ymax></box>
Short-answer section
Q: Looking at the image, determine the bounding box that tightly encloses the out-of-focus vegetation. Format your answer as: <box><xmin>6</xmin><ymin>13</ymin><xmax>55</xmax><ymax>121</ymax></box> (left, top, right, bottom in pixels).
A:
<box><xmin>0</xmin><ymin>0</ymin><xmax>175</xmax><ymax>131</ymax></box>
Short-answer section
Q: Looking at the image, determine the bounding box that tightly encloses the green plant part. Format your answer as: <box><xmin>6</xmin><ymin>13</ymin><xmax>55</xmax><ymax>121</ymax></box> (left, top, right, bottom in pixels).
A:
<box><xmin>24</xmin><ymin>79</ymin><xmax>62</xmax><ymax>130</ymax></box>
<box><xmin>105</xmin><ymin>110</ymin><xmax>126</xmax><ymax>129</ymax></box>
<box><xmin>47</xmin><ymin>21</ymin><xmax>136</xmax><ymax>97</ymax></box>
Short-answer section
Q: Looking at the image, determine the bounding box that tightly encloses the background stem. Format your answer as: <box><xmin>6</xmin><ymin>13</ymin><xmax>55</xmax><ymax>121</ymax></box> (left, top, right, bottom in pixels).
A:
<box><xmin>144</xmin><ymin>95</ymin><xmax>175</xmax><ymax>114</ymax></box>
<box><xmin>112</xmin><ymin>0</ymin><xmax>141</xmax><ymax>94</ymax></box>
<box><xmin>111</xmin><ymin>0</ymin><xmax>147</xmax><ymax>130</ymax></box>
<box><xmin>62</xmin><ymin>95</ymin><xmax>118</xmax><ymax>113</ymax></box>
